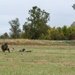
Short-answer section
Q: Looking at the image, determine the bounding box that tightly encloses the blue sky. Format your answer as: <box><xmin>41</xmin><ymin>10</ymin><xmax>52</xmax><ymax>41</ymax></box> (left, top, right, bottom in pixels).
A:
<box><xmin>0</xmin><ymin>0</ymin><xmax>75</xmax><ymax>34</ymax></box>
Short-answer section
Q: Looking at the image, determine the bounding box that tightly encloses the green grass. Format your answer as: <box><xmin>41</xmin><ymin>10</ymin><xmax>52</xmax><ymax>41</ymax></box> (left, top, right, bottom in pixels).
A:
<box><xmin>0</xmin><ymin>45</ymin><xmax>75</xmax><ymax>75</ymax></box>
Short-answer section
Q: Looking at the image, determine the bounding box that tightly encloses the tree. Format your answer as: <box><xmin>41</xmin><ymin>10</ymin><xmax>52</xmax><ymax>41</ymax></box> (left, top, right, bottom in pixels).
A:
<box><xmin>3</xmin><ymin>32</ymin><xmax>9</xmax><ymax>38</ymax></box>
<box><xmin>23</xmin><ymin>6</ymin><xmax>50</xmax><ymax>39</ymax></box>
<box><xmin>71</xmin><ymin>21</ymin><xmax>75</xmax><ymax>26</ymax></box>
<box><xmin>47</xmin><ymin>27</ymin><xmax>64</xmax><ymax>40</ymax></box>
<box><xmin>68</xmin><ymin>22</ymin><xmax>75</xmax><ymax>40</ymax></box>
<box><xmin>72</xmin><ymin>4</ymin><xmax>75</xmax><ymax>10</ymax></box>
<box><xmin>9</xmin><ymin>18</ymin><xmax>21</xmax><ymax>39</ymax></box>
<box><xmin>0</xmin><ymin>32</ymin><xmax>9</xmax><ymax>39</ymax></box>
<box><xmin>62</xmin><ymin>26</ymin><xmax>69</xmax><ymax>40</ymax></box>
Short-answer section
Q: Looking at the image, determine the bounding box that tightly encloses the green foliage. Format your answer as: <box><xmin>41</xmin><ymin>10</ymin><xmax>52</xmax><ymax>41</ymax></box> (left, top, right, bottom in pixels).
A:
<box><xmin>62</xmin><ymin>26</ymin><xmax>69</xmax><ymax>39</ymax></box>
<box><xmin>9</xmin><ymin>18</ymin><xmax>21</xmax><ymax>39</ymax></box>
<box><xmin>0</xmin><ymin>32</ymin><xmax>9</xmax><ymax>39</ymax></box>
<box><xmin>1</xmin><ymin>5</ymin><xmax>75</xmax><ymax>40</ymax></box>
<box><xmin>68</xmin><ymin>23</ymin><xmax>75</xmax><ymax>40</ymax></box>
<box><xmin>23</xmin><ymin>6</ymin><xmax>50</xmax><ymax>39</ymax></box>
<box><xmin>45</xmin><ymin>27</ymin><xmax>64</xmax><ymax>40</ymax></box>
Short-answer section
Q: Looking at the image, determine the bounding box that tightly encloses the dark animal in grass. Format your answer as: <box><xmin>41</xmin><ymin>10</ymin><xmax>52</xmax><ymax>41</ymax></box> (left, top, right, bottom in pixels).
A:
<box><xmin>19</xmin><ymin>48</ymin><xmax>25</xmax><ymax>52</ymax></box>
<box><xmin>19</xmin><ymin>48</ymin><xmax>32</xmax><ymax>52</ymax></box>
<box><xmin>1</xmin><ymin>43</ymin><xmax>10</xmax><ymax>52</ymax></box>
<box><xmin>26</xmin><ymin>50</ymin><xmax>32</xmax><ymax>52</ymax></box>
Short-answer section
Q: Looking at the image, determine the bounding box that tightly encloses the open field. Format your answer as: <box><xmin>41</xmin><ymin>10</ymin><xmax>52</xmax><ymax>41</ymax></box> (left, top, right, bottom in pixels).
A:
<box><xmin>0</xmin><ymin>44</ymin><xmax>75</xmax><ymax>75</ymax></box>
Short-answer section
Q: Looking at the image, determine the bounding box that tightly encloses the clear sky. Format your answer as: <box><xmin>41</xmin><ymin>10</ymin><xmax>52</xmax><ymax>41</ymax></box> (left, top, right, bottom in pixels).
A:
<box><xmin>0</xmin><ymin>0</ymin><xmax>75</xmax><ymax>34</ymax></box>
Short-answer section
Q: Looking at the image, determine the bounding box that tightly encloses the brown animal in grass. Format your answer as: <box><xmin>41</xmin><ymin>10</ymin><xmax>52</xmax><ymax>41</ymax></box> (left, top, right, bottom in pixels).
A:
<box><xmin>1</xmin><ymin>43</ymin><xmax>10</xmax><ymax>52</ymax></box>
<box><xmin>19</xmin><ymin>48</ymin><xmax>32</xmax><ymax>52</ymax></box>
<box><xmin>26</xmin><ymin>50</ymin><xmax>32</xmax><ymax>52</ymax></box>
<box><xmin>19</xmin><ymin>48</ymin><xmax>25</xmax><ymax>52</ymax></box>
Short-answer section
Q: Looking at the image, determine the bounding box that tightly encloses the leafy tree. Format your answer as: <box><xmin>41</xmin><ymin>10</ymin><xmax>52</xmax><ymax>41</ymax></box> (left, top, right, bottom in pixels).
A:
<box><xmin>72</xmin><ymin>4</ymin><xmax>75</xmax><ymax>10</ymax></box>
<box><xmin>23</xmin><ymin>6</ymin><xmax>50</xmax><ymax>39</ymax></box>
<box><xmin>3</xmin><ymin>32</ymin><xmax>9</xmax><ymax>38</ymax></box>
<box><xmin>0</xmin><ymin>32</ymin><xmax>9</xmax><ymax>39</ymax></box>
<box><xmin>71</xmin><ymin>21</ymin><xmax>75</xmax><ymax>26</ymax></box>
<box><xmin>62</xmin><ymin>26</ymin><xmax>69</xmax><ymax>40</ymax></box>
<box><xmin>56</xmin><ymin>27</ymin><xmax>64</xmax><ymax>40</ymax></box>
<box><xmin>9</xmin><ymin>18</ymin><xmax>21</xmax><ymax>39</ymax></box>
<box><xmin>47</xmin><ymin>27</ymin><xmax>64</xmax><ymax>40</ymax></box>
<box><xmin>68</xmin><ymin>22</ymin><xmax>75</xmax><ymax>40</ymax></box>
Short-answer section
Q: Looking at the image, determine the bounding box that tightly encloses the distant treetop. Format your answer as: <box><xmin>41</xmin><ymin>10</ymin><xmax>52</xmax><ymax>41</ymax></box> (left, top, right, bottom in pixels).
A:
<box><xmin>72</xmin><ymin>4</ymin><xmax>75</xmax><ymax>10</ymax></box>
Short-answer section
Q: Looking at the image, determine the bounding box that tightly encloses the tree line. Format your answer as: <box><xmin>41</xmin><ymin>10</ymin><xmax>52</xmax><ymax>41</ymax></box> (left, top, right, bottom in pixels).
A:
<box><xmin>0</xmin><ymin>5</ymin><xmax>75</xmax><ymax>40</ymax></box>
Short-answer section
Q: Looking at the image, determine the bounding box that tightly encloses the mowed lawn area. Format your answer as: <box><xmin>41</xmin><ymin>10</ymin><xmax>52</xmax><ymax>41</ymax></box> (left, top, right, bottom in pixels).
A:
<box><xmin>0</xmin><ymin>43</ymin><xmax>75</xmax><ymax>75</ymax></box>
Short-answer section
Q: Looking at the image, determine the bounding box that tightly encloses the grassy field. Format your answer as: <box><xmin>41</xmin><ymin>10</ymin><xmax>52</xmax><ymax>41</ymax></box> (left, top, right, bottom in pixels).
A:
<box><xmin>0</xmin><ymin>39</ymin><xmax>75</xmax><ymax>46</ymax></box>
<box><xmin>0</xmin><ymin>43</ymin><xmax>75</xmax><ymax>75</ymax></box>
